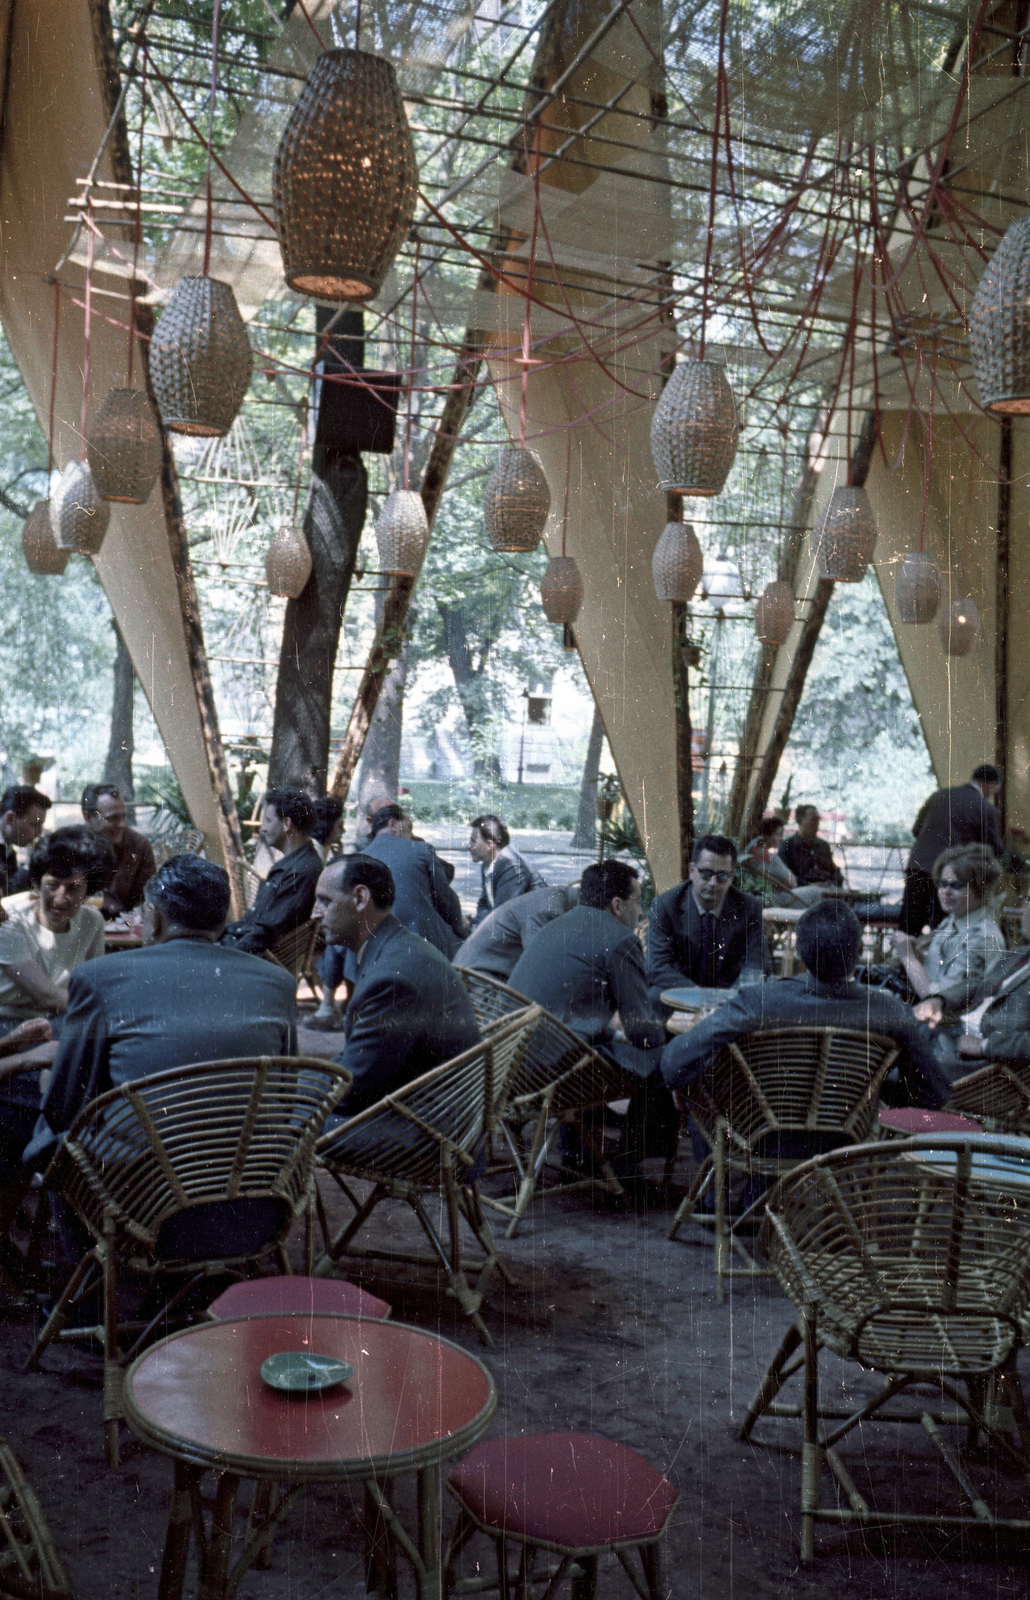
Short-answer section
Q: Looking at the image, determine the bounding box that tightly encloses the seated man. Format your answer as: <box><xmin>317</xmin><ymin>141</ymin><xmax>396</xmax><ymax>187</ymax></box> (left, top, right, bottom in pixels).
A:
<box><xmin>662</xmin><ymin>900</ymin><xmax>949</xmax><ymax>1109</ymax></box>
<box><xmin>362</xmin><ymin>804</ymin><xmax>465</xmax><ymax>958</ymax></box>
<box><xmin>778</xmin><ymin>805</ymin><xmax>844</xmax><ymax>888</ymax></box>
<box><xmin>913</xmin><ymin>892</ymin><xmax>1030</xmax><ymax>1079</ymax></box>
<box><xmin>81</xmin><ymin>783</ymin><xmax>156</xmax><ymax>917</ymax></box>
<box><xmin>646</xmin><ymin>834</ymin><xmax>765</xmax><ymax>1007</ymax></box>
<box><xmin>0</xmin><ymin>826</ymin><xmax>113</xmax><ymax>1030</ymax></box>
<box><xmin>222</xmin><ymin>788</ymin><xmax>322</xmax><ymax>955</ymax></box>
<box><xmin>0</xmin><ymin>785</ymin><xmax>51</xmax><ymax>897</ymax></box>
<box><xmin>739</xmin><ymin>816</ymin><xmax>823</xmax><ymax>908</ymax></box>
<box><xmin>311</xmin><ymin>855</ymin><xmax>480</xmax><ymax>1116</ymax></box>
<box><xmin>468</xmin><ymin>815</ymin><xmax>546</xmax><ymax>929</ymax></box>
<box><xmin>28</xmin><ymin>853</ymin><xmax>297</xmax><ymax>1165</ymax></box>
<box><xmin>455</xmin><ymin>883</ymin><xmax>576</xmax><ymax>980</ymax></box>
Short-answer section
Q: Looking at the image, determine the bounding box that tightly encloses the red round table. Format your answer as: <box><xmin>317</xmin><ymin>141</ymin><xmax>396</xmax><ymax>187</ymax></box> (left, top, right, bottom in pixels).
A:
<box><xmin>123</xmin><ymin>1314</ymin><xmax>496</xmax><ymax>1600</ymax></box>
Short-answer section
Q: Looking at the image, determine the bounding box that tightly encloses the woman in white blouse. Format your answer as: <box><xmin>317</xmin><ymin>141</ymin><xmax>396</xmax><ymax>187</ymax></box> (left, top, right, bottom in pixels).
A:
<box><xmin>893</xmin><ymin>844</ymin><xmax>1005</xmax><ymax>1008</ymax></box>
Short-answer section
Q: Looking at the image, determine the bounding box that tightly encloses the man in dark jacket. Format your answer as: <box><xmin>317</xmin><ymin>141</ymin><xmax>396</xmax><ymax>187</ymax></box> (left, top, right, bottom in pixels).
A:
<box><xmin>311</xmin><ymin>855</ymin><xmax>479</xmax><ymax>1116</ymax></box>
<box><xmin>362</xmin><ymin>805</ymin><xmax>465</xmax><ymax>958</ymax></box>
<box><xmin>455</xmin><ymin>883</ymin><xmax>575</xmax><ymax>979</ymax></box>
<box><xmin>778</xmin><ymin>805</ymin><xmax>844</xmax><ymax>888</ymax></box>
<box><xmin>0</xmin><ymin>785</ymin><xmax>50</xmax><ymax>897</ymax></box>
<box><xmin>900</xmin><ymin>765</ymin><xmax>1003</xmax><ymax>935</ymax></box>
<box><xmin>914</xmin><ymin>893</ymin><xmax>1030</xmax><ymax>1078</ymax></box>
<box><xmin>222</xmin><ymin>788</ymin><xmax>322</xmax><ymax>955</ymax></box>
<box><xmin>468</xmin><ymin>815</ymin><xmax>546</xmax><ymax>928</ymax></box>
<box><xmin>646</xmin><ymin>834</ymin><xmax>765</xmax><ymax>1008</ymax></box>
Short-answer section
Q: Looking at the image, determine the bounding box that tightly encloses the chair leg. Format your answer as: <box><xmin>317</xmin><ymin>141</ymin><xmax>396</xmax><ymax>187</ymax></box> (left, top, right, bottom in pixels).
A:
<box><xmin>639</xmin><ymin>1540</ymin><xmax>663</xmax><ymax>1600</ymax></box>
<box><xmin>739</xmin><ymin>1318</ymin><xmax>804</xmax><ymax>1439</ymax></box>
<box><xmin>505</xmin><ymin>1105</ymin><xmax>551</xmax><ymax>1238</ymax></box>
<box><xmin>24</xmin><ymin>1248</ymin><xmax>99</xmax><ymax>1369</ymax></box>
<box><xmin>800</xmin><ymin>1298</ymin><xmax>821</xmax><ymax>1562</ymax></box>
<box><xmin>667</xmin><ymin>1155</ymin><xmax>713</xmax><ymax>1242</ymax></box>
<box><xmin>569</xmin><ymin>1553</ymin><xmax>597</xmax><ymax>1600</ymax></box>
<box><xmin>442</xmin><ymin>1508</ymin><xmax>478</xmax><ymax>1599</ymax></box>
<box><xmin>102</xmin><ymin>1212</ymin><xmax>122</xmax><ymax>1469</ymax></box>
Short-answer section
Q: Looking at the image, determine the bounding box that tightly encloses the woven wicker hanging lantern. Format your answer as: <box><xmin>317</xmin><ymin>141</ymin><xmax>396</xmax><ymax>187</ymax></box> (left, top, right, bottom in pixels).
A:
<box><xmin>483</xmin><ymin>448</ymin><xmax>550</xmax><ymax>553</ymax></box>
<box><xmin>754</xmin><ymin>579</ymin><xmax>795</xmax><ymax>645</ymax></box>
<box><xmin>895</xmin><ymin>551</ymin><xmax>942</xmax><ymax>623</ymax></box>
<box><xmin>652</xmin><ymin>521</ymin><xmax>704</xmax><ymax>602</ymax></box>
<box><xmin>51</xmin><ymin>461</ymin><xmax>111</xmax><ymax>555</ymax></box>
<box><xmin>272</xmin><ymin>49</ymin><xmax>419</xmax><ymax>302</ymax></box>
<box><xmin>375</xmin><ymin>488</ymin><xmax>428</xmax><ymax>577</ymax></box>
<box><xmin>149</xmin><ymin>276</ymin><xmax>253</xmax><ymax>437</ymax></box>
<box><xmin>265</xmin><ymin>525</ymin><xmax>313</xmax><ymax>598</ymax></box>
<box><xmin>86</xmin><ymin>388</ymin><xmax>163</xmax><ymax>504</ymax></box>
<box><xmin>968</xmin><ymin>217</ymin><xmax>1030</xmax><ymax>414</ymax></box>
<box><xmin>813</xmin><ymin>485</ymin><xmax>878</xmax><ymax>581</ymax></box>
<box><xmin>938</xmin><ymin>595</ymin><xmax>980</xmax><ymax>657</ymax></box>
<box><xmin>22</xmin><ymin>501</ymin><xmax>68</xmax><ymax>575</ymax></box>
<box><xmin>540</xmin><ymin>556</ymin><xmax>583</xmax><ymax>624</ymax></box>
<box><xmin>650</xmin><ymin>359</ymin><xmax>739</xmax><ymax>496</ymax></box>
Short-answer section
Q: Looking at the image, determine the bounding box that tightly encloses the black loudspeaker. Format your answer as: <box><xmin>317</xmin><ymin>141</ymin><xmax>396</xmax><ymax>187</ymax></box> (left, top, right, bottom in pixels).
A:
<box><xmin>313</xmin><ymin>306</ymin><xmax>402</xmax><ymax>455</ymax></box>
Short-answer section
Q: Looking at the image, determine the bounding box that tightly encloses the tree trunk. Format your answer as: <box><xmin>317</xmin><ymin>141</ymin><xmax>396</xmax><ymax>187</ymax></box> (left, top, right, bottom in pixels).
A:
<box><xmin>103</xmin><ymin>621</ymin><xmax>135</xmax><ymax>801</ymax></box>
<box><xmin>268</xmin><ymin>452</ymin><xmax>367</xmax><ymax>792</ymax></box>
<box><xmin>571</xmin><ymin>705</ymin><xmax>603</xmax><ymax>848</ymax></box>
<box><xmin>357</xmin><ymin>603</ymin><xmax>412</xmax><ymax>810</ymax></box>
<box><xmin>436</xmin><ymin>599</ymin><xmax>501</xmax><ymax>777</ymax></box>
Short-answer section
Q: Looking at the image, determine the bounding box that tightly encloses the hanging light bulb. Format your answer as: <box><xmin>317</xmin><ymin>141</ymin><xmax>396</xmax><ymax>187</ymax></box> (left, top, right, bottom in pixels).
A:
<box><xmin>149</xmin><ymin>276</ymin><xmax>253</xmax><ymax>437</ymax></box>
<box><xmin>375</xmin><ymin>488</ymin><xmax>428</xmax><ymax>577</ymax></box>
<box><xmin>22</xmin><ymin>501</ymin><xmax>68</xmax><ymax>574</ymax></box>
<box><xmin>895</xmin><ymin>551</ymin><xmax>942</xmax><ymax>623</ymax></box>
<box><xmin>483</xmin><ymin>448</ymin><xmax>550</xmax><ymax>552</ymax></box>
<box><xmin>701</xmin><ymin>551</ymin><xmax>746</xmax><ymax>615</ymax></box>
<box><xmin>265</xmin><ymin>524</ymin><xmax>313</xmax><ymax>598</ymax></box>
<box><xmin>650</xmin><ymin>359</ymin><xmax>739</xmax><ymax>497</ymax></box>
<box><xmin>754</xmin><ymin>580</ymin><xmax>795</xmax><ymax>645</ymax></box>
<box><xmin>938</xmin><ymin>596</ymin><xmax>980</xmax><ymax>656</ymax></box>
<box><xmin>51</xmin><ymin>461</ymin><xmax>111</xmax><ymax>555</ymax></box>
<box><xmin>652</xmin><ymin>522</ymin><xmax>704</xmax><ymax>602</ymax></box>
<box><xmin>813</xmin><ymin>485</ymin><xmax>877</xmax><ymax>581</ymax></box>
<box><xmin>968</xmin><ymin>216</ymin><xmax>1030</xmax><ymax>415</ymax></box>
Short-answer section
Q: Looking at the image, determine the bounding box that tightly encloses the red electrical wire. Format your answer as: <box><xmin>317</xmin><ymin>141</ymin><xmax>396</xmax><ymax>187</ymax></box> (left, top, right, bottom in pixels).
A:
<box><xmin>203</xmin><ymin>0</ymin><xmax>222</xmax><ymax>279</ymax></box>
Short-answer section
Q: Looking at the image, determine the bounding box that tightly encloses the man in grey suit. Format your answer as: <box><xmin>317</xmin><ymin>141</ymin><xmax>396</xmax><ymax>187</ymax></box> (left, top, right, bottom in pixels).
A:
<box><xmin>646</xmin><ymin>834</ymin><xmax>765</xmax><ymax>1008</ymax></box>
<box><xmin>468</xmin><ymin>815</ymin><xmax>546</xmax><ymax>929</ymax></box>
<box><xmin>914</xmin><ymin>894</ymin><xmax>1030</xmax><ymax>1077</ymax></box>
<box><xmin>312</xmin><ymin>855</ymin><xmax>480</xmax><ymax>1116</ymax></box>
<box><xmin>455</xmin><ymin>884</ymin><xmax>576</xmax><ymax>979</ymax></box>
<box><xmin>662</xmin><ymin>900</ymin><xmax>949</xmax><ymax>1109</ymax></box>
<box><xmin>900</xmin><ymin>764</ymin><xmax>1003</xmax><ymax>935</ymax></box>
<box><xmin>362</xmin><ymin>805</ymin><xmax>465</xmax><ymax>958</ymax></box>
<box><xmin>28</xmin><ymin>854</ymin><xmax>298</xmax><ymax>1166</ymax></box>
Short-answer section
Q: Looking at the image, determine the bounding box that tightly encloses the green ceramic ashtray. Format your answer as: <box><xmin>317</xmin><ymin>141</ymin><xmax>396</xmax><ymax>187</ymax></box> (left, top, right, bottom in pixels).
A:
<box><xmin>260</xmin><ymin>1350</ymin><xmax>355</xmax><ymax>1393</ymax></box>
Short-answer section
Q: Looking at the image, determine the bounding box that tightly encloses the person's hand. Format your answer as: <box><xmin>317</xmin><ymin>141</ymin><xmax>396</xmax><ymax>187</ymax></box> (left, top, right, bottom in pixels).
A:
<box><xmin>913</xmin><ymin>996</ymin><xmax>943</xmax><ymax>1027</ymax></box>
<box><xmin>0</xmin><ymin>1017</ymin><xmax>52</xmax><ymax>1055</ymax></box>
<box><xmin>957</xmin><ymin>1034</ymin><xmax>985</xmax><ymax>1058</ymax></box>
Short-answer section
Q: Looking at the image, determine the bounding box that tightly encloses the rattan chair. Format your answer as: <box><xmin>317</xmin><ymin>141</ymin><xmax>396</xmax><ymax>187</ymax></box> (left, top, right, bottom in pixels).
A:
<box><xmin>264</xmin><ymin>919</ymin><xmax>322</xmax><ymax>999</ymax></box>
<box><xmin>0</xmin><ymin>1437</ymin><xmax>71</xmax><ymax>1600</ymax></box>
<box><xmin>25</xmin><ymin>1055</ymin><xmax>351</xmax><ymax>1466</ymax></box>
<box><xmin>740</xmin><ymin>1134</ymin><xmax>1030</xmax><ymax>1557</ymax></box>
<box><xmin>314</xmin><ymin>1007</ymin><xmax>540</xmax><ymax>1344</ymax></box>
<box><xmin>948</xmin><ymin>1058</ymin><xmax>1030</xmax><ymax>1134</ymax></box>
<box><xmin>667</xmin><ymin>1027</ymin><xmax>899</xmax><ymax>1299</ymax></box>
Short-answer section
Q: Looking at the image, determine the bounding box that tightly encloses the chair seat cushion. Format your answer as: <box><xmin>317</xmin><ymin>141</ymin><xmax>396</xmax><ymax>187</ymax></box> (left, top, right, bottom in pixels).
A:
<box><xmin>877</xmin><ymin>1108</ymin><xmax>979</xmax><ymax>1137</ymax></box>
<box><xmin>207</xmin><ymin>1275</ymin><xmax>391</xmax><ymax>1321</ymax></box>
<box><xmin>448</xmin><ymin>1434</ymin><xmax>678</xmax><ymax>1550</ymax></box>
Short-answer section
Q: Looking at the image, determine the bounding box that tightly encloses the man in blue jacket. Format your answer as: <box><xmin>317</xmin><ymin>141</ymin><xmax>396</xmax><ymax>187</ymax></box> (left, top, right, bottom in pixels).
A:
<box><xmin>646</xmin><ymin>834</ymin><xmax>765</xmax><ymax>1008</ymax></box>
<box><xmin>362</xmin><ymin>805</ymin><xmax>465</xmax><ymax>958</ymax></box>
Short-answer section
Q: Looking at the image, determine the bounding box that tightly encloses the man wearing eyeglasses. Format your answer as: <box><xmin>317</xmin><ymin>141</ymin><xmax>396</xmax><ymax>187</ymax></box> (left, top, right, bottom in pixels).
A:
<box><xmin>646</xmin><ymin>834</ymin><xmax>765</xmax><ymax>1008</ymax></box>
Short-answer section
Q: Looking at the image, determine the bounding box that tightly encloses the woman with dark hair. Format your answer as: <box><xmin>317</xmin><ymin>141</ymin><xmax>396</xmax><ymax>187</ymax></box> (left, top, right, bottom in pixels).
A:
<box><xmin>893</xmin><ymin>844</ymin><xmax>1005</xmax><ymax>1006</ymax></box>
<box><xmin>0</xmin><ymin>826</ymin><xmax>114</xmax><ymax>1029</ymax></box>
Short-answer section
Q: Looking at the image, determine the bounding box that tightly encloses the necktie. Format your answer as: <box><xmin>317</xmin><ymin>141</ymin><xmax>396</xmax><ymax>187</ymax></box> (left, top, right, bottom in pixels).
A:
<box><xmin>700</xmin><ymin>912</ymin><xmax>717</xmax><ymax>985</ymax></box>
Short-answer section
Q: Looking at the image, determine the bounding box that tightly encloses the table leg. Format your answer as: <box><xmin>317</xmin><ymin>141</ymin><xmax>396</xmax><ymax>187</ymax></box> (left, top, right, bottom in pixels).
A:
<box><xmin>364</xmin><ymin>1477</ymin><xmax>397</xmax><ymax>1600</ymax></box>
<box><xmin>199</xmin><ymin>1472</ymin><xmax>240</xmax><ymax>1600</ymax></box>
<box><xmin>158</xmin><ymin>1460</ymin><xmax>200</xmax><ymax>1600</ymax></box>
<box><xmin>416</xmin><ymin>1464</ymin><xmax>442</xmax><ymax>1600</ymax></box>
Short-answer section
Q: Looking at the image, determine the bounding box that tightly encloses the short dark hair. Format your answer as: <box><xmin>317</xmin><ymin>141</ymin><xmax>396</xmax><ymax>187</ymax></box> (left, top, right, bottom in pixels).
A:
<box><xmin>0</xmin><ymin>785</ymin><xmax>51</xmax><ymax>818</ymax></box>
<box><xmin>972</xmin><ymin>764</ymin><xmax>1000</xmax><ymax>787</ymax></box>
<box><xmin>339</xmin><ymin>854</ymin><xmax>395</xmax><ymax>909</ymax></box>
<box><xmin>795</xmin><ymin>901</ymin><xmax>862</xmax><ymax>983</ymax></box>
<box><xmin>81</xmin><ymin>782</ymin><xmax>122</xmax><ymax>815</ymax></box>
<box><xmin>794</xmin><ymin>804</ymin><xmax>818</xmax><ymax>825</ymax></box>
<box><xmin>144</xmin><ymin>853</ymin><xmax>230</xmax><ymax>932</ymax></box>
<box><xmin>579</xmin><ymin>859</ymin><xmax>639</xmax><ymax>909</ymax></box>
<box><xmin>692</xmin><ymin>834</ymin><xmax>738</xmax><ymax>865</ymax></box>
<box><xmin>28</xmin><ymin>825</ymin><xmax>115</xmax><ymax>894</ymax></box>
<box><xmin>311</xmin><ymin>795</ymin><xmax>344</xmax><ymax>846</ymax></box>
<box><xmin>933</xmin><ymin>844</ymin><xmax>1002</xmax><ymax>895</ymax></box>
<box><xmin>471</xmin><ymin>814</ymin><xmax>509</xmax><ymax>849</ymax></box>
<box><xmin>369</xmin><ymin>803</ymin><xmax>405</xmax><ymax>839</ymax></box>
<box><xmin>759</xmin><ymin>816</ymin><xmax>784</xmax><ymax>841</ymax></box>
<box><xmin>264</xmin><ymin>788</ymin><xmax>316</xmax><ymax>834</ymax></box>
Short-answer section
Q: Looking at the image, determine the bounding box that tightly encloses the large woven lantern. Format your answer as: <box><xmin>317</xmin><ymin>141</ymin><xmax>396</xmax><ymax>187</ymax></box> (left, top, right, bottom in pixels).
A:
<box><xmin>814</xmin><ymin>485</ymin><xmax>878</xmax><ymax>581</ymax></box>
<box><xmin>149</xmin><ymin>276</ymin><xmax>253</xmax><ymax>437</ymax></box>
<box><xmin>86</xmin><ymin>388</ymin><xmax>163</xmax><ymax>504</ymax></box>
<box><xmin>754</xmin><ymin>579</ymin><xmax>795</xmax><ymax>645</ymax></box>
<box><xmin>652</xmin><ymin>521</ymin><xmax>704</xmax><ymax>602</ymax></box>
<box><xmin>265</xmin><ymin>524</ymin><xmax>312</xmax><ymax>598</ymax></box>
<box><xmin>938</xmin><ymin>595</ymin><xmax>980</xmax><ymax>657</ymax></box>
<box><xmin>650</xmin><ymin>359</ymin><xmax>739</xmax><ymax>496</ymax></box>
<box><xmin>22</xmin><ymin>501</ymin><xmax>68</xmax><ymax>575</ymax></box>
<box><xmin>540</xmin><ymin>556</ymin><xmax>583</xmax><ymax>624</ymax></box>
<box><xmin>51</xmin><ymin>461</ymin><xmax>111</xmax><ymax>555</ymax></box>
<box><xmin>968</xmin><ymin>217</ymin><xmax>1030</xmax><ymax>414</ymax></box>
<box><xmin>375</xmin><ymin>488</ymin><xmax>428</xmax><ymax>577</ymax></box>
<box><xmin>272</xmin><ymin>49</ymin><xmax>419</xmax><ymax>302</ymax></box>
<box><xmin>483</xmin><ymin>448</ymin><xmax>550</xmax><ymax>552</ymax></box>
<box><xmin>895</xmin><ymin>551</ymin><xmax>941</xmax><ymax>623</ymax></box>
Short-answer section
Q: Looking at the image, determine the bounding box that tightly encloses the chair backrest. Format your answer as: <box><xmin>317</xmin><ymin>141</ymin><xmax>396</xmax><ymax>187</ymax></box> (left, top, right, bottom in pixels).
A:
<box><xmin>685</xmin><ymin>1027</ymin><xmax>899</xmax><ymax>1170</ymax></box>
<box><xmin>264</xmin><ymin>919</ymin><xmax>319</xmax><ymax>978</ymax></box>
<box><xmin>54</xmin><ymin>1056</ymin><xmax>351</xmax><ymax>1267</ymax></box>
<box><xmin>458</xmin><ymin>968</ymin><xmax>528</xmax><ymax>1029</ymax></box>
<box><xmin>765</xmin><ymin>1134</ymin><xmax>1030</xmax><ymax>1379</ymax></box>
<box><xmin>317</xmin><ymin>1006</ymin><xmax>541</xmax><ymax>1188</ymax></box>
<box><xmin>948</xmin><ymin>1059</ymin><xmax>1030</xmax><ymax>1133</ymax></box>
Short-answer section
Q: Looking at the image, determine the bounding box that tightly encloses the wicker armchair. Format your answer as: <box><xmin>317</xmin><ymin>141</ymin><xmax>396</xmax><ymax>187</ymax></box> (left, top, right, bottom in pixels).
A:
<box><xmin>25</xmin><ymin>1055</ymin><xmax>351</xmax><ymax>1466</ymax></box>
<box><xmin>947</xmin><ymin>1058</ymin><xmax>1030</xmax><ymax>1133</ymax></box>
<box><xmin>0</xmin><ymin>1437</ymin><xmax>71</xmax><ymax>1600</ymax></box>
<box><xmin>315</xmin><ymin>1006</ymin><xmax>540</xmax><ymax>1345</ymax></box>
<box><xmin>667</xmin><ymin>1027</ymin><xmax>899</xmax><ymax>1299</ymax></box>
<box><xmin>263</xmin><ymin>919</ymin><xmax>322</xmax><ymax>998</ymax></box>
<box><xmin>741</xmin><ymin>1135</ymin><xmax>1030</xmax><ymax>1557</ymax></box>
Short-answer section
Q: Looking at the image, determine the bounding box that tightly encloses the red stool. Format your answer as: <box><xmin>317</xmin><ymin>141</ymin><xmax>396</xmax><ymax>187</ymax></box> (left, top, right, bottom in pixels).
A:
<box><xmin>877</xmin><ymin>1107</ymin><xmax>980</xmax><ymax>1139</ymax></box>
<box><xmin>206</xmin><ymin>1275</ymin><xmax>391</xmax><ymax>1322</ymax></box>
<box><xmin>445</xmin><ymin>1433</ymin><xmax>678</xmax><ymax>1600</ymax></box>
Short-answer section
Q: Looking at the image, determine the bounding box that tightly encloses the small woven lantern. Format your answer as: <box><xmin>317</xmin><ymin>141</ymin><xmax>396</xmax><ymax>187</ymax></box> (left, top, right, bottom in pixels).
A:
<box><xmin>483</xmin><ymin>448</ymin><xmax>550</xmax><ymax>552</ymax></box>
<box><xmin>895</xmin><ymin>551</ymin><xmax>941</xmax><ymax>623</ymax></box>
<box><xmin>375</xmin><ymin>488</ymin><xmax>428</xmax><ymax>577</ymax></box>
<box><xmin>265</xmin><ymin>524</ymin><xmax>313</xmax><ymax>597</ymax></box>
<box><xmin>51</xmin><ymin>461</ymin><xmax>111</xmax><ymax>555</ymax></box>
<box><xmin>650</xmin><ymin>359</ymin><xmax>739</xmax><ymax>496</ymax></box>
<box><xmin>149</xmin><ymin>276</ymin><xmax>253</xmax><ymax>436</ymax></box>
<box><xmin>86</xmin><ymin>388</ymin><xmax>163</xmax><ymax>503</ymax></box>
<box><xmin>272</xmin><ymin>49</ymin><xmax>419</xmax><ymax>302</ymax></box>
<box><xmin>938</xmin><ymin>595</ymin><xmax>980</xmax><ymax>657</ymax></box>
<box><xmin>652</xmin><ymin>521</ymin><xmax>704</xmax><ymax>602</ymax></box>
<box><xmin>540</xmin><ymin>556</ymin><xmax>583</xmax><ymax>624</ymax></box>
<box><xmin>754</xmin><ymin>579</ymin><xmax>795</xmax><ymax>645</ymax></box>
<box><xmin>22</xmin><ymin>501</ymin><xmax>68</xmax><ymax>575</ymax></box>
<box><xmin>814</xmin><ymin>485</ymin><xmax>878</xmax><ymax>581</ymax></box>
<box><xmin>968</xmin><ymin>216</ymin><xmax>1030</xmax><ymax>414</ymax></box>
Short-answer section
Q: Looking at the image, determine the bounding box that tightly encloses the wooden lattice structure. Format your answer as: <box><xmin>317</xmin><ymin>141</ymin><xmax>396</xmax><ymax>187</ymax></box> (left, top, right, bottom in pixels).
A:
<box><xmin>0</xmin><ymin>1439</ymin><xmax>71</xmax><ymax>1600</ymax></box>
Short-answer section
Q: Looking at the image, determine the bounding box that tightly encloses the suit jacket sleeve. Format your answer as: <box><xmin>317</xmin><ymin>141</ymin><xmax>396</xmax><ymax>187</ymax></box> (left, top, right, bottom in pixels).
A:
<box><xmin>337</xmin><ymin>972</ymin><xmax>426</xmax><ymax>1114</ymax></box>
<box><xmin>741</xmin><ymin>895</ymin><xmax>767</xmax><ymax>974</ymax></box>
<box><xmin>646</xmin><ymin>895</ymin><xmax>694</xmax><ymax>995</ymax></box>
<box><xmin>428</xmin><ymin>849</ymin><xmax>465</xmax><ymax>937</ymax></box>
<box><xmin>983</xmin><ymin>803</ymin><xmax>1003</xmax><ymax>858</ymax></box>
<box><xmin>38</xmin><ymin>968</ymin><xmax>111</xmax><ymax>1138</ymax></box>
<box><xmin>661</xmin><ymin>990</ymin><xmax>755</xmax><ymax>1088</ymax></box>
<box><xmin>490</xmin><ymin>857</ymin><xmax>521</xmax><ymax>910</ymax></box>
<box><xmin>611</xmin><ymin>935</ymin><xmax>666</xmax><ymax>1050</ymax></box>
<box><xmin>982</xmin><ymin>991</ymin><xmax>1030</xmax><ymax>1063</ymax></box>
<box><xmin>223</xmin><ymin>859</ymin><xmax>313</xmax><ymax>954</ymax></box>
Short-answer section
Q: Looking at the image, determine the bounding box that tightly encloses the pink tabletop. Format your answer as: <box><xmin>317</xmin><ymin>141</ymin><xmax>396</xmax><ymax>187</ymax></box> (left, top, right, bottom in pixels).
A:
<box><xmin>878</xmin><ymin>1107</ymin><xmax>980</xmax><ymax>1136</ymax></box>
<box><xmin>123</xmin><ymin>1315</ymin><xmax>496</xmax><ymax>1482</ymax></box>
